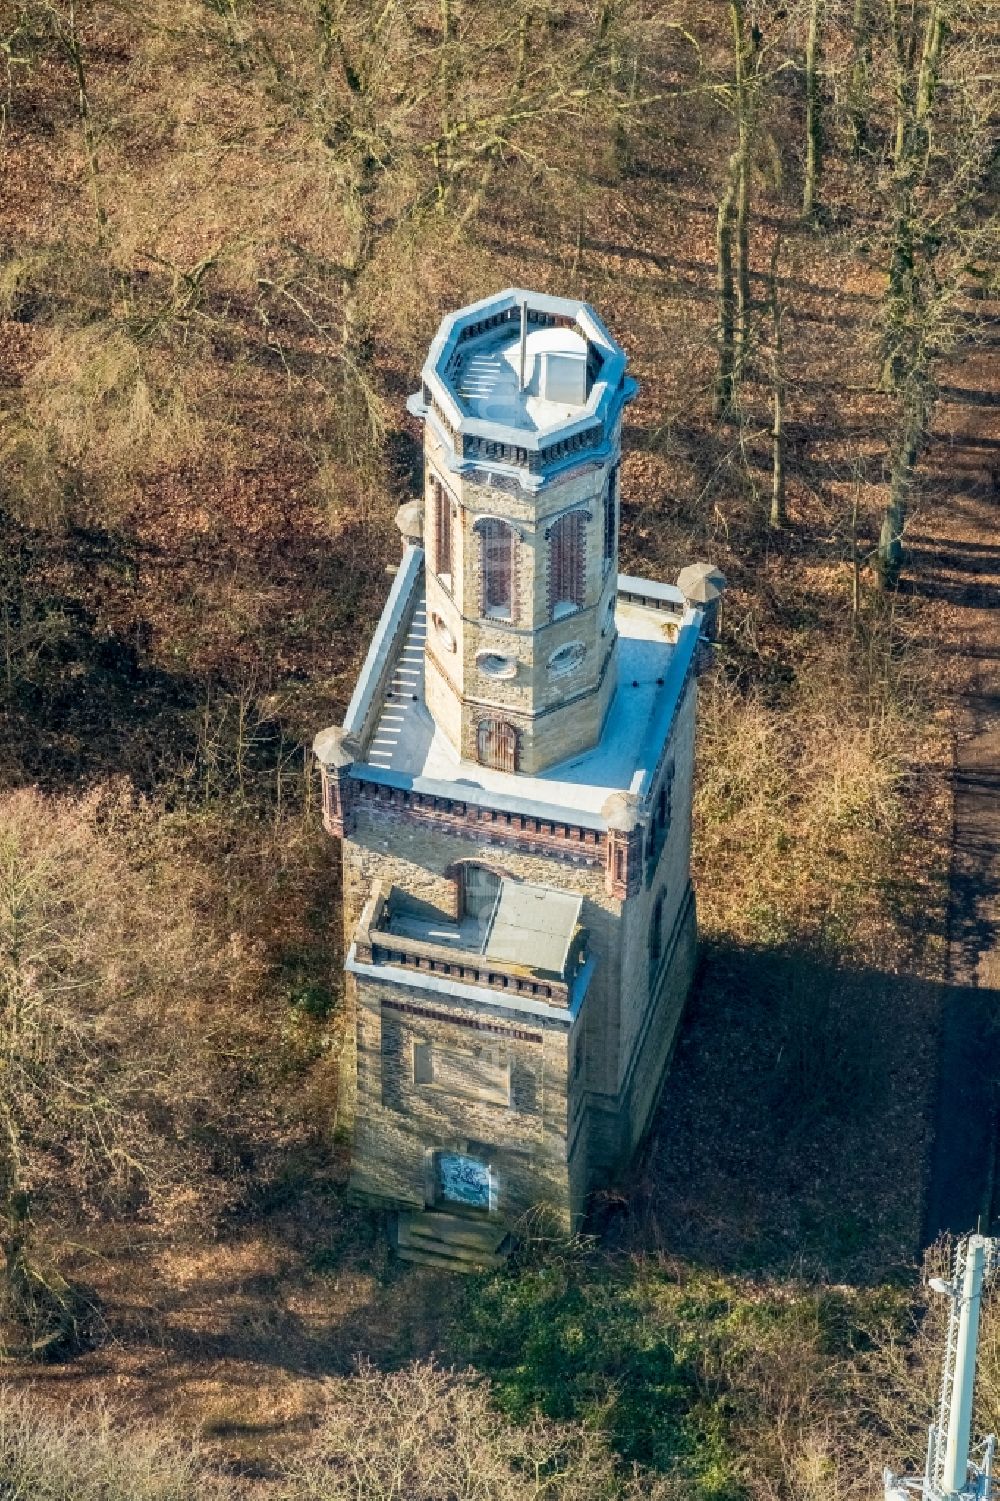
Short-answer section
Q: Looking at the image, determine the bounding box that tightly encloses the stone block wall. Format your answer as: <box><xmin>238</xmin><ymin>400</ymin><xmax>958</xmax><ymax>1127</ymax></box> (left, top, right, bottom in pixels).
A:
<box><xmin>617</xmin><ymin>675</ymin><xmax>697</xmax><ymax>1084</ymax></box>
<box><xmin>351</xmin><ymin>972</ymin><xmax>575</xmax><ymax>1228</ymax></box>
<box><xmin>342</xmin><ymin>809</ymin><xmax>622</xmax><ymax>1091</ymax></box>
<box><xmin>623</xmin><ymin>885</ymin><xmax>697</xmax><ymax>1156</ymax></box>
<box><xmin>342</xmin><ymin>757</ymin><xmax>697</xmax><ymax>1216</ymax></box>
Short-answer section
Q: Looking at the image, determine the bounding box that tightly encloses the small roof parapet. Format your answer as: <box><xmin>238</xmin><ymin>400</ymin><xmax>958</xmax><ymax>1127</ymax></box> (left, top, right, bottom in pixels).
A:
<box><xmin>313</xmin><ymin>725</ymin><xmax>361</xmax><ymax>770</ymax></box>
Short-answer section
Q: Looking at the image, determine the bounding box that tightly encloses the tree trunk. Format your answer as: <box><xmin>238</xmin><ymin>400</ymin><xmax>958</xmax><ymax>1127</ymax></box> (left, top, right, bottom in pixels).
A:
<box><xmin>850</xmin><ymin>484</ymin><xmax>861</xmax><ymax>617</ymax></box>
<box><xmin>848</xmin><ymin>0</ymin><xmax>871</xmax><ymax>156</ymax></box>
<box><xmin>916</xmin><ymin>1</ymin><xmax>945</xmax><ymax>121</ymax></box>
<box><xmin>914</xmin><ymin>1</ymin><xmax>946</xmax><ymax>164</ymax></box>
<box><xmin>768</xmin><ymin>239</ymin><xmax>786</xmax><ymax>527</ymax></box>
<box><xmin>730</xmin><ymin>0</ymin><xmax>752</xmax><ymax>371</ymax></box>
<box><xmin>887</xmin><ymin>0</ymin><xmax>914</xmax><ymax>171</ymax></box>
<box><xmin>436</xmin><ymin>0</ymin><xmax>454</xmax><ymax>207</ymax></box>
<box><xmin>714</xmin><ymin>156</ymin><xmax>738</xmax><ymax>419</ymax></box>
<box><xmin>876</xmin><ymin>466</ymin><xmax>907</xmax><ymax>591</ymax></box>
<box><xmin>802</xmin><ymin>0</ymin><xmax>823</xmax><ymax>219</ymax></box>
<box><xmin>52</xmin><ymin>0</ymin><xmax>106</xmax><ymax>243</ymax></box>
<box><xmin>876</xmin><ymin>395</ymin><xmax>925</xmax><ymax>591</ymax></box>
<box><xmin>881</xmin><ymin>200</ymin><xmax>913</xmax><ymax>392</ymax></box>
<box><xmin>1</xmin><ymin>1177</ymin><xmax>32</xmax><ymax>1325</ymax></box>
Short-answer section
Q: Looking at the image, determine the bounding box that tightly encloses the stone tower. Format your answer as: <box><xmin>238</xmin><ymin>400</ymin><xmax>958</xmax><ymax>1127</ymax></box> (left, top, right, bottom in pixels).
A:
<box><xmin>314</xmin><ymin>289</ymin><xmax>716</xmax><ymax>1268</ymax></box>
<box><xmin>410</xmin><ymin>292</ymin><xmax>634</xmax><ymax>775</ymax></box>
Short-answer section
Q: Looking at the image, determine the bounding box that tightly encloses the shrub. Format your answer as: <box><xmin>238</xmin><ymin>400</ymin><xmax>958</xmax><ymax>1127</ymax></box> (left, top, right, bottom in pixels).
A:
<box><xmin>0</xmin><ymin>1386</ymin><xmax>233</xmax><ymax>1501</ymax></box>
<box><xmin>281</xmin><ymin>1359</ymin><xmax>683</xmax><ymax>1501</ymax></box>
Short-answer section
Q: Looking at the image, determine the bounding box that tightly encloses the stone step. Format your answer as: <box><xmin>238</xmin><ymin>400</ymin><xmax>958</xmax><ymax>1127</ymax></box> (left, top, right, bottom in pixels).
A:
<box><xmin>401</xmin><ymin>1215</ymin><xmax>506</xmax><ymax>1253</ymax></box>
<box><xmin>395</xmin><ymin>1210</ymin><xmax>514</xmax><ymax>1271</ymax></box>
<box><xmin>395</xmin><ymin>1241</ymin><xmax>508</xmax><ymax>1272</ymax></box>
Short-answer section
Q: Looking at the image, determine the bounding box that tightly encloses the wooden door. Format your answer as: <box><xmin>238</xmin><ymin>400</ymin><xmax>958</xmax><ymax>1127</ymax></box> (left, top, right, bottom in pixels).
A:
<box><xmin>476</xmin><ymin>718</ymin><xmax>518</xmax><ymax>772</ymax></box>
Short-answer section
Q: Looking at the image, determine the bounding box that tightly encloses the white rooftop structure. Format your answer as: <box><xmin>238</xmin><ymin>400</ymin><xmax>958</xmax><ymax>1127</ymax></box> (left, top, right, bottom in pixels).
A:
<box><xmin>455</xmin><ymin>326</ymin><xmax>590</xmax><ymax>430</ymax></box>
<box><xmin>341</xmin><ymin>546</ymin><xmax>701</xmax><ymax>831</ymax></box>
<box><xmin>407</xmin><ymin>287</ymin><xmax>639</xmax><ymax>490</ymax></box>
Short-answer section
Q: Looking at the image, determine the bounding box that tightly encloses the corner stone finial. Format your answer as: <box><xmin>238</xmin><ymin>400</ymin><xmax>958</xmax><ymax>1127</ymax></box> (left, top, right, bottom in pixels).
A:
<box><xmin>395</xmin><ymin>500</ymin><xmax>424</xmax><ymax>553</ymax></box>
<box><xmin>313</xmin><ymin>725</ymin><xmax>361</xmax><ymax>770</ymax></box>
<box><xmin>601</xmin><ymin>791</ymin><xmax>640</xmax><ymax>832</ymax></box>
<box><xmin>602</xmin><ymin>793</ymin><xmax>642</xmax><ymax>899</ymax></box>
<box><xmin>676</xmin><ymin>562</ymin><xmax>726</xmax><ymax>642</ymax></box>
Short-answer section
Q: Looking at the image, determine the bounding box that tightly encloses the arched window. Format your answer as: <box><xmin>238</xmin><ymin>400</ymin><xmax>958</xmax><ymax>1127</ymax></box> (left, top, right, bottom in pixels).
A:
<box><xmin>603</xmin><ymin>466</ymin><xmax>618</xmax><ymax>571</ymax></box>
<box><xmin>478</xmin><ymin>518</ymin><xmax>516</xmax><ymax>620</ymax></box>
<box><xmin>476</xmin><ymin>718</ymin><xmax>519</xmax><ymax>772</ymax></box>
<box><xmin>548</xmin><ymin>511</ymin><xmax>586</xmax><ymax>619</ymax></box>
<box><xmin>432</xmin><ymin>478</ymin><xmax>453</xmax><ymax>582</ymax></box>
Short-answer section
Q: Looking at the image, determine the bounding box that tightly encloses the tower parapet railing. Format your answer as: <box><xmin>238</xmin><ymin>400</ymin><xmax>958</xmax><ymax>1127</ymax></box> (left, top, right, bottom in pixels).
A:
<box><xmin>352</xmin><ymin>880</ymin><xmax>583</xmax><ymax>1007</ymax></box>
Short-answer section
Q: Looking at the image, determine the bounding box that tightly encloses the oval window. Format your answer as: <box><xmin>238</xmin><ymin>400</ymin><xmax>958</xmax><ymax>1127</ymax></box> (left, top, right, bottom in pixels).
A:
<box><xmin>547</xmin><ymin>641</ymin><xmax>586</xmax><ymax>677</ymax></box>
<box><xmin>477</xmin><ymin>652</ymin><xmax>518</xmax><ymax>680</ymax></box>
<box><xmin>432</xmin><ymin>613</ymin><xmax>456</xmax><ymax>652</ymax></box>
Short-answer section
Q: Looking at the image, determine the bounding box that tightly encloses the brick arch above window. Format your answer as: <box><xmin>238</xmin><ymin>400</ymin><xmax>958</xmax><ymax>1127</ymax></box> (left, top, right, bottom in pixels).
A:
<box><xmin>429</xmin><ymin>474</ymin><xmax>456</xmax><ymax>582</ymax></box>
<box><xmin>443</xmin><ymin>857</ymin><xmax>519</xmax><ymax>886</ymax></box>
<box><xmin>473</xmin><ymin>516</ymin><xmax>520</xmax><ymax>623</ymax></box>
<box><xmin>547</xmin><ymin>508</ymin><xmax>588</xmax><ymax>620</ymax></box>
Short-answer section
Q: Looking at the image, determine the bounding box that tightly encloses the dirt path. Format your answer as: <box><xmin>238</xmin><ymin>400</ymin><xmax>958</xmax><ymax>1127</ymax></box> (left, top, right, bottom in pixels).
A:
<box><xmin>913</xmin><ymin>323</ymin><xmax>1000</xmax><ymax>1241</ymax></box>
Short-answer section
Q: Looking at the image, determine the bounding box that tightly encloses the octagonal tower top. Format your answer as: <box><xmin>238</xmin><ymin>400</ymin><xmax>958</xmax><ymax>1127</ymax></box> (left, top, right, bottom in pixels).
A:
<box><xmin>406</xmin><ymin>288</ymin><xmax>638</xmax><ymax>492</ymax></box>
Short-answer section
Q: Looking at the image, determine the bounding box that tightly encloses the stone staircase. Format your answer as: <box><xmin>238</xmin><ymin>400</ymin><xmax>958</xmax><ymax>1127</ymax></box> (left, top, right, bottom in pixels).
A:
<box><xmin>394</xmin><ymin>1209</ymin><xmax>514</xmax><ymax>1271</ymax></box>
<box><xmin>367</xmin><ymin>599</ymin><xmax>427</xmax><ymax>772</ymax></box>
<box><xmin>457</xmin><ymin>348</ymin><xmax>506</xmax><ymax>401</ymax></box>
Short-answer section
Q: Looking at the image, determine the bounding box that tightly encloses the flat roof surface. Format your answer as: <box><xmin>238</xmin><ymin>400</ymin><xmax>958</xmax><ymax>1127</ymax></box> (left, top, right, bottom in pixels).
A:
<box><xmin>454</xmin><ymin>327</ymin><xmax>589</xmax><ymax>433</ymax></box>
<box><xmin>383</xmin><ymin>878</ymin><xmax>581</xmax><ymax>978</ymax></box>
<box><xmin>485</xmin><ymin>882</ymin><xmax>582</xmax><ymax>975</ymax></box>
<box><xmin>356</xmin><ymin>568</ymin><xmax>699</xmax><ymax>821</ymax></box>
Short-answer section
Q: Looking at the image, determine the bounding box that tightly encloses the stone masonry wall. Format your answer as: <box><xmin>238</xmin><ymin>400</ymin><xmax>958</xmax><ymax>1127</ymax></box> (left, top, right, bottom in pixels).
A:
<box><xmin>618</xmin><ymin>675</ymin><xmax>697</xmax><ymax>1084</ymax></box>
<box><xmin>351</xmin><ymin>972</ymin><xmax>575</xmax><ymax>1228</ymax></box>
<box><xmin>342</xmin><ymin>810</ymin><xmax>622</xmax><ymax>1092</ymax></box>
<box><xmin>421</xmin><ymin>423</ymin><xmax>624</xmax><ymax>774</ymax></box>
<box><xmin>341</xmin><ymin>667</ymin><xmax>698</xmax><ymax>1220</ymax></box>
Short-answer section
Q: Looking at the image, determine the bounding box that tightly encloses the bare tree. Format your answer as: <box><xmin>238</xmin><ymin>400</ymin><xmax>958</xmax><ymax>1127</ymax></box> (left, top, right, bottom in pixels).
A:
<box><xmin>714</xmin><ymin>1</ymin><xmax>759</xmax><ymax>418</ymax></box>
<box><xmin>802</xmin><ymin>0</ymin><xmax>823</xmax><ymax>218</ymax></box>
<box><xmin>0</xmin><ymin>789</ymin><xmax>221</xmax><ymax>1352</ymax></box>
<box><xmin>874</xmin><ymin>0</ymin><xmax>996</xmax><ymax>587</ymax></box>
<box><xmin>847</xmin><ymin>0</ymin><xmax>872</xmax><ymax>154</ymax></box>
<box><xmin>768</xmin><ymin>237</ymin><xmax>787</xmax><ymax>528</ymax></box>
<box><xmin>714</xmin><ymin>153</ymin><xmax>739</xmax><ymax>419</ymax></box>
<box><xmin>731</xmin><ymin>0</ymin><xmax>754</xmax><ymax>369</ymax></box>
<box><xmin>281</xmin><ymin>1360</ymin><xmax>678</xmax><ymax>1501</ymax></box>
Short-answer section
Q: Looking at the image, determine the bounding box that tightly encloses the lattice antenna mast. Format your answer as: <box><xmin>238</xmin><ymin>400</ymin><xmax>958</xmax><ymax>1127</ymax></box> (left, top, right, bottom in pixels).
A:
<box><xmin>885</xmin><ymin>1235</ymin><xmax>1000</xmax><ymax>1501</ymax></box>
